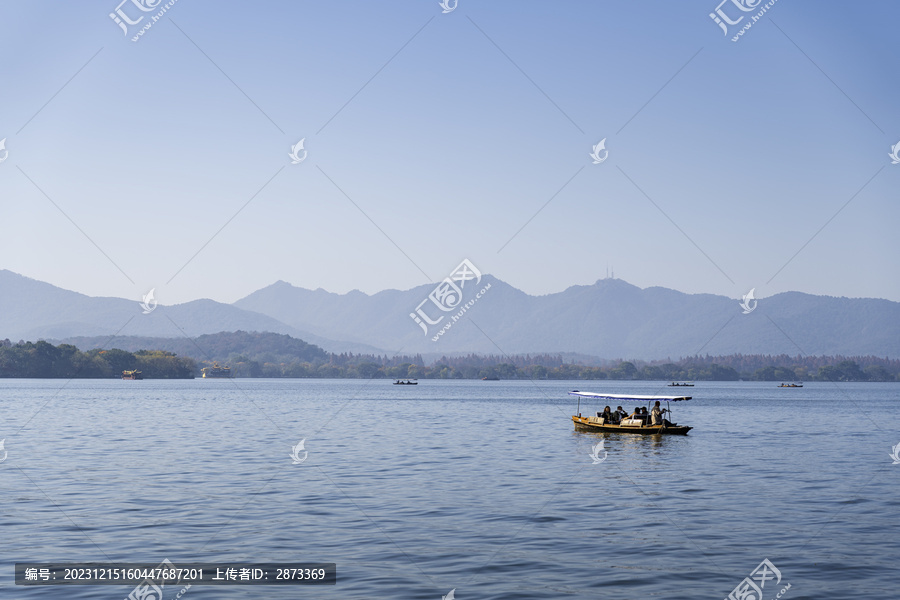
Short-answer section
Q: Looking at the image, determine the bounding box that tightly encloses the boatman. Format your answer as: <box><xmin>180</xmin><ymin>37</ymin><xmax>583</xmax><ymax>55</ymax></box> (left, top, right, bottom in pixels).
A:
<box><xmin>650</xmin><ymin>401</ymin><xmax>672</xmax><ymax>427</ymax></box>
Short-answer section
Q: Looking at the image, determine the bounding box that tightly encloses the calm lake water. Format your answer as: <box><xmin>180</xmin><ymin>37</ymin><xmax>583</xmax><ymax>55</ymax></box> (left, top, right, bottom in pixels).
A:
<box><xmin>1</xmin><ymin>379</ymin><xmax>899</xmax><ymax>599</ymax></box>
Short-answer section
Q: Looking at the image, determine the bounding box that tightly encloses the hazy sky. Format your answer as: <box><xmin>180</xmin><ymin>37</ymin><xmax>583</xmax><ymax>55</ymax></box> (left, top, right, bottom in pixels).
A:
<box><xmin>1</xmin><ymin>1</ymin><xmax>897</xmax><ymax>306</ymax></box>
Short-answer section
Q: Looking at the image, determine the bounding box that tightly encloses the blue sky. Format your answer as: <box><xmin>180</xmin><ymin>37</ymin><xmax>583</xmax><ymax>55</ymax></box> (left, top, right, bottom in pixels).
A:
<box><xmin>1</xmin><ymin>1</ymin><xmax>897</xmax><ymax>306</ymax></box>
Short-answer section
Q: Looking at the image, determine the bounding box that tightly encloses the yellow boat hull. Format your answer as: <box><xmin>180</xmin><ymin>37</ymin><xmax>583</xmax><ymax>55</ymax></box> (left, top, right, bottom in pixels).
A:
<box><xmin>572</xmin><ymin>415</ymin><xmax>692</xmax><ymax>435</ymax></box>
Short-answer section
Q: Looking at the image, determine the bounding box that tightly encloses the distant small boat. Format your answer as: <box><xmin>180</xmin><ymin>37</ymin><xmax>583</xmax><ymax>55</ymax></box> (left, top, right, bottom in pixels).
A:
<box><xmin>779</xmin><ymin>382</ymin><xmax>803</xmax><ymax>388</ymax></box>
<box><xmin>667</xmin><ymin>381</ymin><xmax>694</xmax><ymax>387</ymax></box>
<box><xmin>393</xmin><ymin>379</ymin><xmax>418</xmax><ymax>385</ymax></box>
<box><xmin>482</xmin><ymin>376</ymin><xmax>500</xmax><ymax>381</ymax></box>
<box><xmin>202</xmin><ymin>362</ymin><xmax>232</xmax><ymax>378</ymax></box>
<box><xmin>122</xmin><ymin>370</ymin><xmax>143</xmax><ymax>380</ymax></box>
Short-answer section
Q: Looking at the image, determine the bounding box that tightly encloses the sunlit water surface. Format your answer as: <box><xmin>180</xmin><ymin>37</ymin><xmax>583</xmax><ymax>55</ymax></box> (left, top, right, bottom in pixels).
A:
<box><xmin>2</xmin><ymin>379</ymin><xmax>899</xmax><ymax>599</ymax></box>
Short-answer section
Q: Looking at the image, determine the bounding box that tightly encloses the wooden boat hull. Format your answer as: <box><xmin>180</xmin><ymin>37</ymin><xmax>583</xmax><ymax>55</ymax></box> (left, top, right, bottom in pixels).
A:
<box><xmin>572</xmin><ymin>415</ymin><xmax>692</xmax><ymax>435</ymax></box>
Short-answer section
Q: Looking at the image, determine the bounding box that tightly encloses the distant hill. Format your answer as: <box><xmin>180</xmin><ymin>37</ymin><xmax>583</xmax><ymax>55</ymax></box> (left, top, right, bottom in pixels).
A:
<box><xmin>0</xmin><ymin>270</ymin><xmax>383</xmax><ymax>354</ymax></box>
<box><xmin>59</xmin><ymin>331</ymin><xmax>329</xmax><ymax>364</ymax></box>
<box><xmin>4</xmin><ymin>269</ymin><xmax>900</xmax><ymax>359</ymax></box>
<box><xmin>235</xmin><ymin>277</ymin><xmax>900</xmax><ymax>358</ymax></box>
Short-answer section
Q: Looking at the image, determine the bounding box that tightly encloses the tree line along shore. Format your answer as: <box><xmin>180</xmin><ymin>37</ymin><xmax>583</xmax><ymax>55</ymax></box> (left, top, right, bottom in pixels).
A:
<box><xmin>1</xmin><ymin>339</ymin><xmax>898</xmax><ymax>381</ymax></box>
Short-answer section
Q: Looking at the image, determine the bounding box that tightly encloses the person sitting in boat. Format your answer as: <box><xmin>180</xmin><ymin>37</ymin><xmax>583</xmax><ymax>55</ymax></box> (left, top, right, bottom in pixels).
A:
<box><xmin>607</xmin><ymin>406</ymin><xmax>621</xmax><ymax>424</ymax></box>
<box><xmin>615</xmin><ymin>406</ymin><xmax>628</xmax><ymax>421</ymax></box>
<box><xmin>650</xmin><ymin>400</ymin><xmax>672</xmax><ymax>426</ymax></box>
<box><xmin>597</xmin><ymin>406</ymin><xmax>613</xmax><ymax>423</ymax></box>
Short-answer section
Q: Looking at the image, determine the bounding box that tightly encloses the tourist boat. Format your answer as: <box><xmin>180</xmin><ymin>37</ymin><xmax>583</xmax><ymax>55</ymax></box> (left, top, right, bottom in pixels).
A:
<box><xmin>122</xmin><ymin>370</ymin><xmax>143</xmax><ymax>380</ymax></box>
<box><xmin>482</xmin><ymin>376</ymin><xmax>500</xmax><ymax>381</ymax></box>
<box><xmin>778</xmin><ymin>382</ymin><xmax>803</xmax><ymax>388</ymax></box>
<box><xmin>393</xmin><ymin>378</ymin><xmax>418</xmax><ymax>385</ymax></box>
<box><xmin>667</xmin><ymin>381</ymin><xmax>694</xmax><ymax>387</ymax></box>
<box><xmin>569</xmin><ymin>390</ymin><xmax>693</xmax><ymax>435</ymax></box>
<box><xmin>202</xmin><ymin>363</ymin><xmax>232</xmax><ymax>378</ymax></box>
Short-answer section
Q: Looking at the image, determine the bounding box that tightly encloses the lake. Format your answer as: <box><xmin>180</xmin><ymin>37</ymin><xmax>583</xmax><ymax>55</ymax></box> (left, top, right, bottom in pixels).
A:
<box><xmin>2</xmin><ymin>379</ymin><xmax>898</xmax><ymax>599</ymax></box>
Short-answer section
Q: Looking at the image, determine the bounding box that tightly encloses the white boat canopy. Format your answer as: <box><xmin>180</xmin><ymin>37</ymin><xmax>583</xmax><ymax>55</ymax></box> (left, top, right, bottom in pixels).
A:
<box><xmin>569</xmin><ymin>391</ymin><xmax>691</xmax><ymax>401</ymax></box>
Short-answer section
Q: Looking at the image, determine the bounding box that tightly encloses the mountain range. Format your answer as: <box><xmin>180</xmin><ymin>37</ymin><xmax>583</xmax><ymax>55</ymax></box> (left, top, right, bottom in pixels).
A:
<box><xmin>2</xmin><ymin>269</ymin><xmax>898</xmax><ymax>359</ymax></box>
